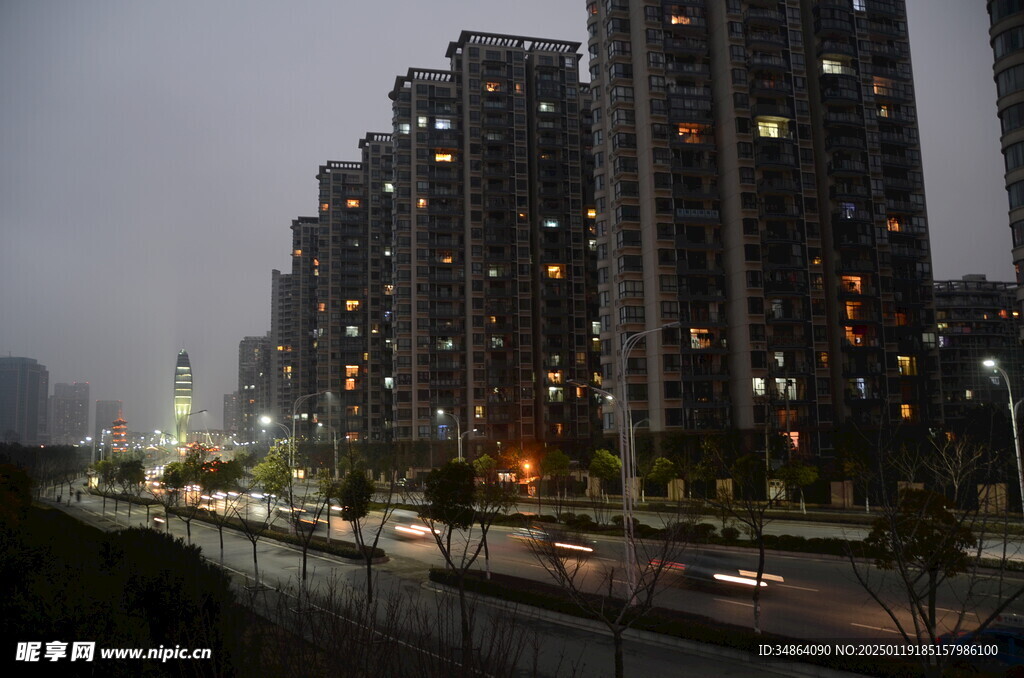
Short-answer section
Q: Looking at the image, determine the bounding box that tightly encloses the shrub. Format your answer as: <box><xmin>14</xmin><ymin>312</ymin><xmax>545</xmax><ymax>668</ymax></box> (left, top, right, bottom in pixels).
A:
<box><xmin>721</xmin><ymin>526</ymin><xmax>740</xmax><ymax>542</ymax></box>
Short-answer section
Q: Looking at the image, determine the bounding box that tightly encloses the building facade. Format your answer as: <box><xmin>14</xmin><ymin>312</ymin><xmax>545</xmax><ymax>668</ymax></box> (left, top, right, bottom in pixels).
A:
<box><xmin>48</xmin><ymin>381</ymin><xmax>90</xmax><ymax>445</ymax></box>
<box><xmin>936</xmin><ymin>274</ymin><xmax>1024</xmax><ymax>432</ymax></box>
<box><xmin>587</xmin><ymin>0</ymin><xmax>939</xmax><ymax>457</ymax></box>
<box><xmin>94</xmin><ymin>399</ymin><xmax>122</xmax><ymax>446</ymax></box>
<box><xmin>237</xmin><ymin>336</ymin><xmax>271</xmax><ymax>443</ymax></box>
<box><xmin>387</xmin><ymin>31</ymin><xmax>597</xmax><ymax>457</ymax></box>
<box><xmin>0</xmin><ymin>356</ymin><xmax>49</xmax><ymax>446</ymax></box>
<box><xmin>990</xmin><ymin>0</ymin><xmax>1024</xmax><ymax>313</ymax></box>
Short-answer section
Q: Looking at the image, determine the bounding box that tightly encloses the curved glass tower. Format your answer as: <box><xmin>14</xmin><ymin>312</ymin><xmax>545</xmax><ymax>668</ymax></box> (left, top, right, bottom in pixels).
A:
<box><xmin>174</xmin><ymin>349</ymin><xmax>193</xmax><ymax>444</ymax></box>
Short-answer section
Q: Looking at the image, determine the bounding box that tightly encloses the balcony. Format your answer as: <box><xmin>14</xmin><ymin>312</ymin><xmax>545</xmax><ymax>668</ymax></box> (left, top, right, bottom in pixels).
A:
<box><xmin>750</xmin><ymin>101</ymin><xmax>793</xmax><ymax>119</ymax></box>
<box><xmin>747</xmin><ymin>53</ymin><xmax>788</xmax><ymax>70</ymax></box>
<box><xmin>818</xmin><ymin>40</ymin><xmax>856</xmax><ymax>57</ymax></box>
<box><xmin>881</xmin><ymin>153</ymin><xmax>915</xmax><ymax>168</ymax></box>
<box><xmin>829</xmin><ymin>158</ymin><xmax>868</xmax><ymax>174</ymax></box>
<box><xmin>747</xmin><ymin>31</ymin><xmax>787</xmax><ymax>49</ymax></box>
<box><xmin>667</xmin><ymin>62</ymin><xmax>710</xmax><ymax>78</ymax></box>
<box><xmin>760</xmin><ymin>204</ymin><xmax>803</xmax><ymax>219</ymax></box>
<box><xmin>664</xmin><ymin>37</ymin><xmax>708</xmax><ymax>54</ymax></box>
<box><xmin>675</xmin><ymin>208</ymin><xmax>720</xmax><ymax>221</ymax></box>
<box><xmin>814</xmin><ymin>18</ymin><xmax>854</xmax><ymax>37</ymax></box>
<box><xmin>758</xmin><ymin>178</ymin><xmax>801</xmax><ymax>194</ymax></box>
<box><xmin>750</xmin><ymin>79</ymin><xmax>793</xmax><ymax>97</ymax></box>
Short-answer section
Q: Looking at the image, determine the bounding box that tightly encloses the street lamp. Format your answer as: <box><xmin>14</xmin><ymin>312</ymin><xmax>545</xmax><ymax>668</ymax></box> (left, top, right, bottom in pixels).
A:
<box><xmin>259</xmin><ymin>415</ymin><xmax>291</xmax><ymax>446</ymax></box>
<box><xmin>291</xmin><ymin>391</ymin><xmax>331</xmax><ymax>467</ymax></box>
<box><xmin>437</xmin><ymin>409</ymin><xmax>463</xmax><ymax>462</ymax></box>
<box><xmin>983</xmin><ymin>359</ymin><xmax>1024</xmax><ymax>510</ymax></box>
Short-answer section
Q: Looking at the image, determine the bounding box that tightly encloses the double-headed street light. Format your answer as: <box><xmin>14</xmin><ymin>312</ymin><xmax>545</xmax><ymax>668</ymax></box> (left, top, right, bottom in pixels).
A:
<box><xmin>291</xmin><ymin>391</ymin><xmax>331</xmax><ymax>467</ymax></box>
<box><xmin>259</xmin><ymin>415</ymin><xmax>291</xmax><ymax>451</ymax></box>
<box><xmin>983</xmin><ymin>359</ymin><xmax>1024</xmax><ymax>510</ymax></box>
<box><xmin>437</xmin><ymin>409</ymin><xmax>463</xmax><ymax>462</ymax></box>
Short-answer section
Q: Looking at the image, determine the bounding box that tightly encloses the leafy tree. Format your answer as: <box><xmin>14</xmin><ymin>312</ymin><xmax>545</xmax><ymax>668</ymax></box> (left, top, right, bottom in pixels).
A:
<box><xmin>94</xmin><ymin>458</ymin><xmax>116</xmax><ymax>516</ymax></box>
<box><xmin>115</xmin><ymin>458</ymin><xmax>145</xmax><ymax>522</ymax></box>
<box><xmin>540</xmin><ymin>448</ymin><xmax>571</xmax><ymax>517</ymax></box>
<box><xmin>471</xmin><ymin>452</ymin><xmax>497</xmax><ymax>480</ymax></box>
<box><xmin>231</xmin><ymin>448</ymin><xmax>289</xmax><ymax>589</ymax></box>
<box><xmin>776</xmin><ymin>459</ymin><xmax>818</xmax><ymax>514</ymax></box>
<box><xmin>161</xmin><ymin>447</ymin><xmax>208</xmax><ymax>544</ymax></box>
<box><xmin>200</xmin><ymin>458</ymin><xmax>245</xmax><ymax>562</ymax></box>
<box><xmin>589</xmin><ymin>448</ymin><xmax>621</xmax><ymax>522</ymax></box>
<box><xmin>339</xmin><ymin>468</ymin><xmax>398</xmax><ymax>604</ymax></box>
<box><xmin>420</xmin><ymin>460</ymin><xmax>515</xmax><ymax>670</ymax></box>
<box><xmin>646</xmin><ymin>456</ymin><xmax>678</xmax><ymax>491</ymax></box>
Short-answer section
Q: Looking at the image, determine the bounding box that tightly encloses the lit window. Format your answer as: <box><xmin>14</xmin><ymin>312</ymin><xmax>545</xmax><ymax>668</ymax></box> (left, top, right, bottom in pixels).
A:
<box><xmin>543</xmin><ymin>219</ymin><xmax>559</xmax><ymax>228</ymax></box>
<box><xmin>897</xmin><ymin>355</ymin><xmax>917</xmax><ymax>376</ymax></box>
<box><xmin>475</xmin><ymin>405</ymin><xmax>484</xmax><ymax>419</ymax></box>
<box><xmin>397</xmin><ymin>122</ymin><xmax>410</xmax><ymax>134</ymax></box>
<box><xmin>677</xmin><ymin>123</ymin><xmax>709</xmax><ymax>143</ymax></box>
<box><xmin>872</xmin><ymin>77</ymin><xmax>893</xmax><ymax>96</ymax></box>
<box><xmin>293</xmin><ymin>249</ymin><xmax>302</xmax><ymax>256</ymax></box>
<box><xmin>346</xmin><ymin>199</ymin><xmax>360</xmax><ymax>208</ymax></box>
<box><xmin>553</xmin><ymin>423</ymin><xmax>565</xmax><ymax>435</ymax></box>
<box><xmin>485</xmin><ymin>82</ymin><xmax>501</xmax><ymax>92</ymax></box>
<box><xmin>317</xmin><ymin>302</ymin><xmax>326</xmax><ymax>312</ymax></box>
<box><xmin>345</xmin><ymin>365</ymin><xmax>359</xmax><ymax>377</ymax></box>
<box><xmin>417</xmin><ymin>116</ymin><xmax>428</xmax><ymax>128</ymax></box>
<box><xmin>821</xmin><ymin>59</ymin><xmax>845</xmax><ymax>74</ymax></box>
<box><xmin>345</xmin><ymin>326</ymin><xmax>360</xmax><ymax>337</ymax></box>
<box><xmin>757</xmin><ymin>120</ymin><xmax>783</xmax><ymax>138</ymax></box>
<box><xmin>548</xmin><ymin>370</ymin><xmax>563</xmax><ymax>384</ymax></box>
<box><xmin>842</xmin><ymin>275</ymin><xmax>862</xmax><ymax>294</ymax></box>
<box><xmin>752</xmin><ymin>377</ymin><xmax>766</xmax><ymax>396</ymax></box>
<box><xmin>345</xmin><ymin>378</ymin><xmax>356</xmax><ymax>391</ymax></box>
<box><xmin>439</xmin><ymin>251</ymin><xmax>453</xmax><ymax>263</ymax></box>
<box><xmin>690</xmin><ymin>328</ymin><xmax>711</xmax><ymax>349</ymax></box>
<box><xmin>670</xmin><ymin>15</ymin><xmax>691</xmax><ymax>24</ymax></box>
<box><xmin>383</xmin><ymin>182</ymin><xmax>394</xmax><ymax>193</ymax></box>
<box><xmin>539</xmin><ymin>102</ymin><xmax>556</xmax><ymax>113</ymax></box>
<box><xmin>845</xmin><ymin>301</ymin><xmax>864</xmax><ymax>320</ymax></box>
<box><xmin>347</xmin><ymin>432</ymin><xmax>360</xmax><ymax>442</ymax></box>
<box><xmin>878</xmin><ymin>104</ymin><xmax>890</xmax><ymax>118</ymax></box>
<box><xmin>587</xmin><ymin>208</ymin><xmax>597</xmax><ymax>219</ymax></box>
<box><xmin>321</xmin><ymin>203</ymin><xmax>329</xmax><ymax>212</ymax></box>
<box><xmin>435</xmin><ymin>152</ymin><xmax>453</xmax><ymax>162</ymax></box>
<box><xmin>900</xmin><ymin>403</ymin><xmax>915</xmax><ymax>421</ymax></box>
<box><xmin>886</xmin><ymin>216</ymin><xmax>902</xmax><ymax>232</ymax></box>
<box><xmin>491</xmin><ymin>336</ymin><xmax>505</xmax><ymax>348</ymax></box>
<box><xmin>417</xmin><ymin>198</ymin><xmax>428</xmax><ymax>209</ymax></box>
<box><xmin>346</xmin><ymin>300</ymin><xmax>360</xmax><ymax>311</ymax></box>
<box><xmin>547</xmin><ymin>387</ymin><xmax>564</xmax><ymax>402</ymax></box>
<box><xmin>435</xmin><ymin>118</ymin><xmax>452</xmax><ymax>129</ymax></box>
<box><xmin>347</xmin><ymin>405</ymin><xmax>360</xmax><ymax>416</ymax></box>
<box><xmin>546</xmin><ymin>264</ymin><xmax>565</xmax><ymax>279</ymax></box>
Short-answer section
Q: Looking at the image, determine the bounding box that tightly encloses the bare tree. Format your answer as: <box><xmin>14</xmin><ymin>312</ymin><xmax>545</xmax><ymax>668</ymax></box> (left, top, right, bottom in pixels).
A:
<box><xmin>523</xmin><ymin>506</ymin><xmax>696</xmax><ymax>678</ymax></box>
<box><xmin>702</xmin><ymin>432</ymin><xmax>785</xmax><ymax>635</ymax></box>
<box><xmin>847</xmin><ymin>436</ymin><xmax>1024</xmax><ymax>678</ymax></box>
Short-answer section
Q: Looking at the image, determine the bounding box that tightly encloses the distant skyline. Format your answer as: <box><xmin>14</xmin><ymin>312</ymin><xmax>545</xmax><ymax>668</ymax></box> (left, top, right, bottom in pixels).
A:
<box><xmin>0</xmin><ymin>0</ymin><xmax>1009</xmax><ymax>432</ymax></box>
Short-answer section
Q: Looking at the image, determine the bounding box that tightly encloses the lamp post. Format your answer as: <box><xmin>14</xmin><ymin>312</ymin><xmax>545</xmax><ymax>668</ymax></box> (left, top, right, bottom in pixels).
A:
<box><xmin>291</xmin><ymin>391</ymin><xmax>330</xmax><ymax>467</ymax></box>
<box><xmin>983</xmin><ymin>359</ymin><xmax>1024</xmax><ymax>511</ymax></box>
<box><xmin>631</xmin><ymin>418</ymin><xmax>650</xmax><ymax>502</ymax></box>
<box><xmin>437</xmin><ymin>409</ymin><xmax>463</xmax><ymax>462</ymax></box>
<box><xmin>259</xmin><ymin>415</ymin><xmax>291</xmax><ymax>449</ymax></box>
<box><xmin>568</xmin><ymin>378</ymin><xmax>636</xmax><ymax>593</ymax></box>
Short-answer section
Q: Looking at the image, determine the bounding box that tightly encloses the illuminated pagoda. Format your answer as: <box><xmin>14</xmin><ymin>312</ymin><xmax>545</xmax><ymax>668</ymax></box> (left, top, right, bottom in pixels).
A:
<box><xmin>174</xmin><ymin>349</ymin><xmax>193</xmax><ymax>445</ymax></box>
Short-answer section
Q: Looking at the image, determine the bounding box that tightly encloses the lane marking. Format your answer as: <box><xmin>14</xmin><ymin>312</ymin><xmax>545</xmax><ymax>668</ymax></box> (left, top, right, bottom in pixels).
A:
<box><xmin>714</xmin><ymin>598</ymin><xmax>754</xmax><ymax>608</ymax></box>
<box><xmin>777</xmin><ymin>583</ymin><xmax>819</xmax><ymax>592</ymax></box>
<box><xmin>936</xmin><ymin>607</ymin><xmax>980</xmax><ymax>618</ymax></box>
<box><xmin>851</xmin><ymin>623</ymin><xmax>899</xmax><ymax>634</ymax></box>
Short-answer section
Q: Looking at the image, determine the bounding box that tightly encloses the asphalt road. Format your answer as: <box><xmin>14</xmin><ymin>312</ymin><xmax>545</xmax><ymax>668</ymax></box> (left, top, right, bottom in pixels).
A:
<box><xmin>56</xmin><ymin>488</ymin><xmax>854</xmax><ymax>678</ymax></box>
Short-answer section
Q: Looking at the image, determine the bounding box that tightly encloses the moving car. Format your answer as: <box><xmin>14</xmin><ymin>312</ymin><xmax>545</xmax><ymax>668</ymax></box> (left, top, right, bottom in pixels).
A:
<box><xmin>509</xmin><ymin>526</ymin><xmax>597</xmax><ymax>556</ymax></box>
<box><xmin>653</xmin><ymin>549</ymin><xmax>784</xmax><ymax>589</ymax></box>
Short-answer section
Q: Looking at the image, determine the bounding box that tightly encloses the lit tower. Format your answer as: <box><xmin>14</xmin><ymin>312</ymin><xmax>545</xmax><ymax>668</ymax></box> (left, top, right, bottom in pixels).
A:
<box><xmin>174</xmin><ymin>349</ymin><xmax>193</xmax><ymax>444</ymax></box>
<box><xmin>111</xmin><ymin>408</ymin><xmax>127</xmax><ymax>454</ymax></box>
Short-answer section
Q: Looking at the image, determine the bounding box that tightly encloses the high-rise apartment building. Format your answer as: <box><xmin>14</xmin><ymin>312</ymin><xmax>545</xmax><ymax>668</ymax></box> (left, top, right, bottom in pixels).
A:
<box><xmin>587</xmin><ymin>0</ymin><xmax>939</xmax><ymax>457</ymax></box>
<box><xmin>94</xmin><ymin>399</ymin><xmax>122</xmax><ymax>445</ymax></box>
<box><xmin>989</xmin><ymin>1</ymin><xmax>1024</xmax><ymax>312</ymax></box>
<box><xmin>310</xmin><ymin>134</ymin><xmax>395</xmax><ymax>445</ymax></box>
<box><xmin>935</xmin><ymin>274</ymin><xmax>1024</xmax><ymax>433</ymax></box>
<box><xmin>0</xmin><ymin>357</ymin><xmax>49</xmax><ymax>446</ymax></box>
<box><xmin>223</xmin><ymin>391</ymin><xmax>240</xmax><ymax>434</ymax></box>
<box><xmin>238</xmin><ymin>335</ymin><xmax>271</xmax><ymax>442</ymax></box>
<box><xmin>48</xmin><ymin>382</ymin><xmax>90</xmax><ymax>444</ymax></box>
<box><xmin>387</xmin><ymin>31</ymin><xmax>597</xmax><ymax>456</ymax></box>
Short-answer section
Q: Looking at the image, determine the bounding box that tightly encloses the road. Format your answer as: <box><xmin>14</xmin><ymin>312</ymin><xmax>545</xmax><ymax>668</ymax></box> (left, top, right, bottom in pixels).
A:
<box><xmin>56</xmin><ymin>488</ymin><xmax>856</xmax><ymax>678</ymax></box>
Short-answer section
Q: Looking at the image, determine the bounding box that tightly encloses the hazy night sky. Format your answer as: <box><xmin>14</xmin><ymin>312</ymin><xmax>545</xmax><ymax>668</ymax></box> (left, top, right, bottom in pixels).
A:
<box><xmin>0</xmin><ymin>0</ymin><xmax>1009</xmax><ymax>433</ymax></box>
